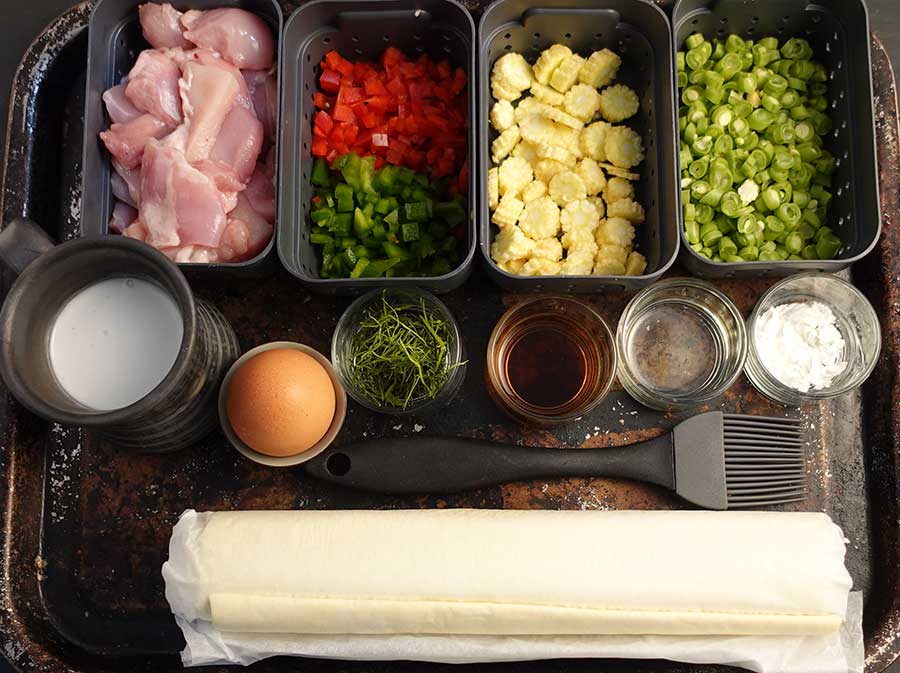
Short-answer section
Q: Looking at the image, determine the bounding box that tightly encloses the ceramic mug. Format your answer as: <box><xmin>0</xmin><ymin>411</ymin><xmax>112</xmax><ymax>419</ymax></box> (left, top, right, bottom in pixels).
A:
<box><xmin>0</xmin><ymin>218</ymin><xmax>240</xmax><ymax>452</ymax></box>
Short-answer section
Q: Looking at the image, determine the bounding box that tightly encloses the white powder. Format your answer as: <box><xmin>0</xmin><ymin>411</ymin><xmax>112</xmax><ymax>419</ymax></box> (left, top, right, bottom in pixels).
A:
<box><xmin>754</xmin><ymin>301</ymin><xmax>847</xmax><ymax>392</ymax></box>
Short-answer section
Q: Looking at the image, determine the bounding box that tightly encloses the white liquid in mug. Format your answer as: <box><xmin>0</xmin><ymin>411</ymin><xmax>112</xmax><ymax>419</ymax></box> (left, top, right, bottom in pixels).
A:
<box><xmin>48</xmin><ymin>277</ymin><xmax>184</xmax><ymax>411</ymax></box>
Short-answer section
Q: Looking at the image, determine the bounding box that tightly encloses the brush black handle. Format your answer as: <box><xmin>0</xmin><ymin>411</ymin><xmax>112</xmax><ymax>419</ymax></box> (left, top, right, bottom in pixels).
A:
<box><xmin>304</xmin><ymin>435</ymin><xmax>676</xmax><ymax>495</ymax></box>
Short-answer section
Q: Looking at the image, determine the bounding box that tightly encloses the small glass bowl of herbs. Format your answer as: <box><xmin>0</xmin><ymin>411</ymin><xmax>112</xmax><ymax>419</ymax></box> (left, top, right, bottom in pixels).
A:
<box><xmin>331</xmin><ymin>288</ymin><xmax>466</xmax><ymax>415</ymax></box>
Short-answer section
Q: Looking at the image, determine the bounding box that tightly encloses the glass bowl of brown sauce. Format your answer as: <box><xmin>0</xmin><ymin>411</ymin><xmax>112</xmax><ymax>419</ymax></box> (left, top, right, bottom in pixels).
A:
<box><xmin>485</xmin><ymin>297</ymin><xmax>616</xmax><ymax>426</ymax></box>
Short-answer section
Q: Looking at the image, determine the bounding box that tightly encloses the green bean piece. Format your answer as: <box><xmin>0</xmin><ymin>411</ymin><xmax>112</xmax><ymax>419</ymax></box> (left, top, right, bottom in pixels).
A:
<box><xmin>784</xmin><ymin>232</ymin><xmax>803</xmax><ymax>254</ymax></box>
<box><xmin>700</xmin><ymin>188</ymin><xmax>725</xmax><ymax>207</ymax></box>
<box><xmin>790</xmin><ymin>104</ymin><xmax>811</xmax><ymax>121</ymax></box>
<box><xmin>761</xmin><ymin>94</ymin><xmax>782</xmax><ymax>113</ymax></box>
<box><xmin>801</xmin><ymin>244</ymin><xmax>818</xmax><ymax>260</ymax></box>
<box><xmin>684</xmin><ymin>122</ymin><xmax>698</xmax><ymax>144</ymax></box>
<box><xmin>714</xmin><ymin>135</ymin><xmax>734</xmax><ymax>154</ymax></box>
<box><xmin>718</xmin><ymin>236</ymin><xmax>738</xmax><ymax>257</ymax></box>
<box><xmin>682</xmin><ymin>86</ymin><xmax>703</xmax><ymax>105</ymax></box>
<box><xmin>816</xmin><ymin>232</ymin><xmax>842</xmax><ymax>259</ymax></box>
<box><xmin>695</xmin><ymin>203</ymin><xmax>715</xmax><ymax>224</ymax></box>
<box><xmin>720</xmin><ymin>191</ymin><xmax>742</xmax><ymax>217</ymax></box>
<box><xmin>707</xmin><ymin>124</ymin><xmax>725</xmax><ymax>139</ymax></box>
<box><xmin>692</xmin><ymin>136</ymin><xmax>714</xmax><ymax>156</ymax></box>
<box><xmin>765</xmin><ymin>121</ymin><xmax>795</xmax><ymax>145</ymax></box>
<box><xmin>687</xmin><ymin>43</ymin><xmax>712</xmax><ymax>70</ymax></box>
<box><xmin>685</xmin><ymin>33</ymin><xmax>706</xmax><ymax>50</ymax></box>
<box><xmin>777</xmin><ymin>203</ymin><xmax>802</xmax><ymax>226</ymax></box>
<box><xmin>787</xmin><ymin>76</ymin><xmax>807</xmax><ymax>92</ymax></box>
<box><xmin>780</xmin><ymin>90</ymin><xmax>800</xmax><ymax>109</ymax></box>
<box><xmin>725</xmin><ymin>34</ymin><xmax>745</xmax><ymax>53</ymax></box>
<box><xmin>684</xmin><ymin>202</ymin><xmax>697</xmax><ymax>222</ymax></box>
<box><xmin>748</xmin><ymin>108</ymin><xmax>777</xmax><ymax>131</ymax></box>
<box><xmin>677</xmin><ymin>51</ymin><xmax>686</xmax><ymax>71</ymax></box>
<box><xmin>793</xmin><ymin>190</ymin><xmax>810</xmax><ymax>209</ymax></box>
<box><xmin>716</xmin><ymin>53</ymin><xmax>743</xmax><ymax>80</ymax></box>
<box><xmin>700</xmin><ymin>221</ymin><xmax>723</xmax><ymax>246</ymax></box>
<box><xmin>763</xmin><ymin>74</ymin><xmax>788</xmax><ymax>97</ymax></box>
<box><xmin>712</xmin><ymin>41</ymin><xmax>726</xmax><ymax>61</ymax></box>
<box><xmin>764</xmin><ymin>217</ymin><xmax>785</xmax><ymax>239</ymax></box>
<box><xmin>677</xmin><ymin>71</ymin><xmax>689</xmax><ymax>88</ymax></box>
<box><xmin>712</xmin><ymin>105</ymin><xmax>733</xmax><ymax>127</ymax></box>
<box><xmin>761</xmin><ymin>187</ymin><xmax>781</xmax><ymax>211</ymax></box>
<box><xmin>686</xmin><ymin>219</ymin><xmax>701</xmax><ymax>245</ymax></box>
<box><xmin>689</xmin><ymin>157</ymin><xmax>709</xmax><ymax>179</ymax></box>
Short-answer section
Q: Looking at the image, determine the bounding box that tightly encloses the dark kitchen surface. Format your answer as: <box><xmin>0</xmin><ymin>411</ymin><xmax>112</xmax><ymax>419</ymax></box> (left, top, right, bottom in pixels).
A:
<box><xmin>1</xmin><ymin>1</ymin><xmax>900</xmax><ymax>673</ymax></box>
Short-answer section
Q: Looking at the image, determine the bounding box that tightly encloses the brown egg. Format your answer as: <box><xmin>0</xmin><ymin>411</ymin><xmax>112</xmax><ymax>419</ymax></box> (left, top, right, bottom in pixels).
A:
<box><xmin>226</xmin><ymin>348</ymin><xmax>336</xmax><ymax>457</ymax></box>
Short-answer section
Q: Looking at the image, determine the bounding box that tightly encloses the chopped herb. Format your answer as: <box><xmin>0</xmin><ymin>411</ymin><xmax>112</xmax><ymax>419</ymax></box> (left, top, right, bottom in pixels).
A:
<box><xmin>347</xmin><ymin>293</ymin><xmax>464</xmax><ymax>408</ymax></box>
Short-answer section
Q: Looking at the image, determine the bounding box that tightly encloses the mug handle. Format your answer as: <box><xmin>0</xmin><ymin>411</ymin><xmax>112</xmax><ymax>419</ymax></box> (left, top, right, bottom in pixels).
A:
<box><xmin>0</xmin><ymin>218</ymin><xmax>56</xmax><ymax>276</ymax></box>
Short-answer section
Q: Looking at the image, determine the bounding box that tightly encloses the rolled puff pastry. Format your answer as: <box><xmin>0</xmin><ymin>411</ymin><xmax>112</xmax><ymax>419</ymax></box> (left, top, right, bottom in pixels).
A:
<box><xmin>162</xmin><ymin>509</ymin><xmax>851</xmax><ymax>637</ymax></box>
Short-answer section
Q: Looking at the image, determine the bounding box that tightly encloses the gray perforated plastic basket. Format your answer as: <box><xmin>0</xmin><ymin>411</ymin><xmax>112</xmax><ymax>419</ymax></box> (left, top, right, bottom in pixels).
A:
<box><xmin>478</xmin><ymin>0</ymin><xmax>680</xmax><ymax>293</ymax></box>
<box><xmin>82</xmin><ymin>0</ymin><xmax>283</xmax><ymax>275</ymax></box>
<box><xmin>673</xmin><ymin>0</ymin><xmax>881</xmax><ymax>278</ymax></box>
<box><xmin>278</xmin><ymin>0</ymin><xmax>477</xmax><ymax>294</ymax></box>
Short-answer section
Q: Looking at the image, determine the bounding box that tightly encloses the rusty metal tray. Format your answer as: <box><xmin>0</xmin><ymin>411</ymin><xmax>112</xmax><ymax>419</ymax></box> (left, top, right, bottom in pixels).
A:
<box><xmin>2</xmin><ymin>2</ymin><xmax>900</xmax><ymax>672</ymax></box>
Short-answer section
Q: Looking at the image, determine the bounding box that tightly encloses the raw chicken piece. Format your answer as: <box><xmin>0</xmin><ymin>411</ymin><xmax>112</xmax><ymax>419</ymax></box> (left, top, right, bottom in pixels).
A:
<box><xmin>209</xmin><ymin>105</ymin><xmax>263</xmax><ymax>182</ymax></box>
<box><xmin>103</xmin><ymin>83</ymin><xmax>143</xmax><ymax>124</ymax></box>
<box><xmin>112</xmin><ymin>160</ymin><xmax>142</xmax><ymax>203</ymax></box>
<box><xmin>178</xmin><ymin>60</ymin><xmax>240</xmax><ymax>162</ymax></box>
<box><xmin>242</xmin><ymin>70</ymin><xmax>277</xmax><ymax>142</ymax></box>
<box><xmin>222</xmin><ymin>191</ymin><xmax>274</xmax><ymax>260</ymax></box>
<box><xmin>181</xmin><ymin>9</ymin><xmax>274</xmax><ymax>70</ymax></box>
<box><xmin>139</xmin><ymin>140</ymin><xmax>228</xmax><ymax>248</ymax></box>
<box><xmin>108</xmin><ymin>201</ymin><xmax>138</xmax><ymax>233</ymax></box>
<box><xmin>125</xmin><ymin>50</ymin><xmax>183</xmax><ymax>125</ymax></box>
<box><xmin>123</xmin><ymin>218</ymin><xmax>148</xmax><ymax>241</ymax></box>
<box><xmin>243</xmin><ymin>162</ymin><xmax>275</xmax><ymax>223</ymax></box>
<box><xmin>193</xmin><ymin>159</ymin><xmax>243</xmax><ymax>213</ymax></box>
<box><xmin>139</xmin><ymin>3</ymin><xmax>192</xmax><ymax>49</ymax></box>
<box><xmin>168</xmin><ymin>47</ymin><xmax>252</xmax><ymax>108</ymax></box>
<box><xmin>100</xmin><ymin>114</ymin><xmax>170</xmax><ymax>169</ymax></box>
<box><xmin>111</xmin><ymin>170</ymin><xmax>135</xmax><ymax>207</ymax></box>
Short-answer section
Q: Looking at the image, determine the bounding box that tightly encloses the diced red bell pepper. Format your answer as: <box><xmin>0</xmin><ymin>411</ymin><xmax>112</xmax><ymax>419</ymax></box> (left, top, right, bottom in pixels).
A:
<box><xmin>381</xmin><ymin>46</ymin><xmax>404</xmax><ymax>68</ymax></box>
<box><xmin>340</xmin><ymin>122</ymin><xmax>359</xmax><ymax>144</ymax></box>
<box><xmin>386</xmin><ymin>77</ymin><xmax>408</xmax><ymax>99</ymax></box>
<box><xmin>312</xmin><ymin>137</ymin><xmax>329</xmax><ymax>157</ymax></box>
<box><xmin>366</xmin><ymin>95</ymin><xmax>392</xmax><ymax>115</ymax></box>
<box><xmin>337</xmin><ymin>86</ymin><xmax>365</xmax><ymax>104</ymax></box>
<box><xmin>332</xmin><ymin>103</ymin><xmax>357</xmax><ymax>124</ymax></box>
<box><xmin>319</xmin><ymin>69</ymin><xmax>342</xmax><ymax>93</ymax></box>
<box><xmin>313</xmin><ymin>92</ymin><xmax>330</xmax><ymax>109</ymax></box>
<box><xmin>364</xmin><ymin>77</ymin><xmax>387</xmax><ymax>96</ymax></box>
<box><xmin>324</xmin><ymin>50</ymin><xmax>355</xmax><ymax>77</ymax></box>
<box><xmin>313</xmin><ymin>111</ymin><xmax>334</xmax><ymax>137</ymax></box>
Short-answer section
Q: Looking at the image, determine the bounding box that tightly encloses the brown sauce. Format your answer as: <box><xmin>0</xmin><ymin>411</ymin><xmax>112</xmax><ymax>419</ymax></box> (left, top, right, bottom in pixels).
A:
<box><xmin>506</xmin><ymin>326</ymin><xmax>587</xmax><ymax>409</ymax></box>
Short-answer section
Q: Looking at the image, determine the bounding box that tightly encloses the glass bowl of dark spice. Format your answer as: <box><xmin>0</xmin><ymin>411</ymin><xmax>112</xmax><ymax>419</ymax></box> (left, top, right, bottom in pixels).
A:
<box><xmin>332</xmin><ymin>288</ymin><xmax>466</xmax><ymax>415</ymax></box>
<box><xmin>486</xmin><ymin>297</ymin><xmax>617</xmax><ymax>426</ymax></box>
<box><xmin>615</xmin><ymin>278</ymin><xmax>748</xmax><ymax>411</ymax></box>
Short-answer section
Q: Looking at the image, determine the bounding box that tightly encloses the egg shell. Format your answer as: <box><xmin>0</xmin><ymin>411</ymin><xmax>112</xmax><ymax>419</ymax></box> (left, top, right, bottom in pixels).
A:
<box><xmin>225</xmin><ymin>348</ymin><xmax>336</xmax><ymax>457</ymax></box>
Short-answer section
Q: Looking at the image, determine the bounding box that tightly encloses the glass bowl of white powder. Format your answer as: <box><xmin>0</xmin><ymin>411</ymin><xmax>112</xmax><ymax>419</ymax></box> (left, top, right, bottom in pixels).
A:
<box><xmin>745</xmin><ymin>273</ymin><xmax>881</xmax><ymax>406</ymax></box>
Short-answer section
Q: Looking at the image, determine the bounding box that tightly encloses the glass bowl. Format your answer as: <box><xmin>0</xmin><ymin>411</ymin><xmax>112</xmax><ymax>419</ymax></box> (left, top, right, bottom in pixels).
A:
<box><xmin>485</xmin><ymin>296</ymin><xmax>616</xmax><ymax>426</ymax></box>
<box><xmin>745</xmin><ymin>273</ymin><xmax>881</xmax><ymax>406</ymax></box>
<box><xmin>331</xmin><ymin>288</ymin><xmax>466</xmax><ymax>415</ymax></box>
<box><xmin>616</xmin><ymin>278</ymin><xmax>748</xmax><ymax>411</ymax></box>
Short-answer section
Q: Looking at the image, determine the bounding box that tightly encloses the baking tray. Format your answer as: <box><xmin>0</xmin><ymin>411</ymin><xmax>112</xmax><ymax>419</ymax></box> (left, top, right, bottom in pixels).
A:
<box><xmin>2</xmin><ymin>2</ymin><xmax>900</xmax><ymax>673</ymax></box>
